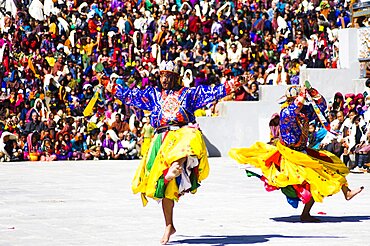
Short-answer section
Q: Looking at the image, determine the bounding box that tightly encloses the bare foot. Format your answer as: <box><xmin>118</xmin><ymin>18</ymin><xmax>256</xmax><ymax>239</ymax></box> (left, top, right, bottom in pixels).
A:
<box><xmin>160</xmin><ymin>225</ymin><xmax>176</xmax><ymax>245</ymax></box>
<box><xmin>165</xmin><ymin>162</ymin><xmax>183</xmax><ymax>181</ymax></box>
<box><xmin>345</xmin><ymin>186</ymin><xmax>364</xmax><ymax>201</ymax></box>
<box><xmin>300</xmin><ymin>214</ymin><xmax>321</xmax><ymax>222</ymax></box>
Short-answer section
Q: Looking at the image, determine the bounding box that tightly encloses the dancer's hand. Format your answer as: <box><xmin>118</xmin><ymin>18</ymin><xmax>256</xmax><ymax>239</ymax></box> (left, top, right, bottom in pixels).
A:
<box><xmin>299</xmin><ymin>85</ymin><xmax>307</xmax><ymax>98</ymax></box>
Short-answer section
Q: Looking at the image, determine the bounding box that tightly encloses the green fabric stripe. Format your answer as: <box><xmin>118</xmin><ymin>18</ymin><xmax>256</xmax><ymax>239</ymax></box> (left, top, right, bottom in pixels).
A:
<box><xmin>154</xmin><ymin>176</ymin><xmax>165</xmax><ymax>198</ymax></box>
<box><xmin>245</xmin><ymin>170</ymin><xmax>262</xmax><ymax>178</ymax></box>
<box><xmin>281</xmin><ymin>186</ymin><xmax>298</xmax><ymax>198</ymax></box>
<box><xmin>190</xmin><ymin>170</ymin><xmax>200</xmax><ymax>191</ymax></box>
<box><xmin>146</xmin><ymin>133</ymin><xmax>163</xmax><ymax>172</ymax></box>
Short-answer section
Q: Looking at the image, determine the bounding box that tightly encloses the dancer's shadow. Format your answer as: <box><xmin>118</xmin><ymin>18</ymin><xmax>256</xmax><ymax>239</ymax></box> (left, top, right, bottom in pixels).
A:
<box><xmin>271</xmin><ymin>215</ymin><xmax>370</xmax><ymax>223</ymax></box>
<box><xmin>171</xmin><ymin>234</ymin><xmax>342</xmax><ymax>245</ymax></box>
<box><xmin>203</xmin><ymin>135</ymin><xmax>221</xmax><ymax>157</ymax></box>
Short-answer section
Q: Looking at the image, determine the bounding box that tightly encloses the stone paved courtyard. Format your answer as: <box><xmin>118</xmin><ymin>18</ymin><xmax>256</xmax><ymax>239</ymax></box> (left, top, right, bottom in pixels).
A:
<box><xmin>0</xmin><ymin>158</ymin><xmax>369</xmax><ymax>246</ymax></box>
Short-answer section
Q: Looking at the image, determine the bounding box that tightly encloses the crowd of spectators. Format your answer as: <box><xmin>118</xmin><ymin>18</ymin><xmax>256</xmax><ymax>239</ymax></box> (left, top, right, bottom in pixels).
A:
<box><xmin>0</xmin><ymin>0</ymin><xmax>363</xmax><ymax>162</ymax></box>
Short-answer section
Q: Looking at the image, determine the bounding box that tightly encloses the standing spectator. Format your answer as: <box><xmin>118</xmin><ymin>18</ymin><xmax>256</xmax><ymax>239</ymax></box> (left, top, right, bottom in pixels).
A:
<box><xmin>140</xmin><ymin>117</ymin><xmax>154</xmax><ymax>158</ymax></box>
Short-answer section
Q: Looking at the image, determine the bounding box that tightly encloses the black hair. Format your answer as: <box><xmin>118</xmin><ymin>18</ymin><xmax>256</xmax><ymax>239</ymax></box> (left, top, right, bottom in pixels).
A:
<box><xmin>365</xmin><ymin>78</ymin><xmax>370</xmax><ymax>88</ymax></box>
<box><xmin>352</xmin><ymin>114</ymin><xmax>361</xmax><ymax>124</ymax></box>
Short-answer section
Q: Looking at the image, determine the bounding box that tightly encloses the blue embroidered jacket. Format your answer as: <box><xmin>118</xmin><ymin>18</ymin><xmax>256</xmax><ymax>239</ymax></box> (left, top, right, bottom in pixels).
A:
<box><xmin>280</xmin><ymin>91</ymin><xmax>326</xmax><ymax>150</ymax></box>
<box><xmin>115</xmin><ymin>84</ymin><xmax>232</xmax><ymax>128</ymax></box>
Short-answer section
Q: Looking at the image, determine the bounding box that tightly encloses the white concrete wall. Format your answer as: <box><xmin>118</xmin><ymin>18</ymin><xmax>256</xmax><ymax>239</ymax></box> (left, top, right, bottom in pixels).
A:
<box><xmin>197</xmin><ymin>85</ymin><xmax>287</xmax><ymax>157</ymax></box>
<box><xmin>338</xmin><ymin>28</ymin><xmax>359</xmax><ymax>70</ymax></box>
<box><xmin>299</xmin><ymin>68</ymin><xmax>361</xmax><ymax>99</ymax></box>
<box><xmin>198</xmin><ymin>28</ymin><xmax>369</xmax><ymax>157</ymax></box>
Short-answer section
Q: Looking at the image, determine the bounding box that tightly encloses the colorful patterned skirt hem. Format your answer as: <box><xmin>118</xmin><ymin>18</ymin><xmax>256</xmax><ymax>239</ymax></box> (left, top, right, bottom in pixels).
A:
<box><xmin>229</xmin><ymin>141</ymin><xmax>349</xmax><ymax>208</ymax></box>
<box><xmin>132</xmin><ymin>126</ymin><xmax>209</xmax><ymax>206</ymax></box>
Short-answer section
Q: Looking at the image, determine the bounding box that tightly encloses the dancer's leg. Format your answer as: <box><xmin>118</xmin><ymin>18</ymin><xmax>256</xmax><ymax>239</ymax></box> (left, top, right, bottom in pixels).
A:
<box><xmin>300</xmin><ymin>198</ymin><xmax>320</xmax><ymax>222</ymax></box>
<box><xmin>160</xmin><ymin>198</ymin><xmax>176</xmax><ymax>245</ymax></box>
<box><xmin>342</xmin><ymin>185</ymin><xmax>364</xmax><ymax>200</ymax></box>
<box><xmin>165</xmin><ymin>157</ymin><xmax>187</xmax><ymax>181</ymax></box>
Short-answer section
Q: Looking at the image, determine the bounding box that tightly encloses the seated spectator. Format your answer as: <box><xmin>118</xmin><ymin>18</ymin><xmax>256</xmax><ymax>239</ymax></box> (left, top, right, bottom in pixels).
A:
<box><xmin>71</xmin><ymin>133</ymin><xmax>87</xmax><ymax>160</ymax></box>
<box><xmin>245</xmin><ymin>82</ymin><xmax>259</xmax><ymax>101</ymax></box>
<box><xmin>85</xmin><ymin>128</ymin><xmax>103</xmax><ymax>160</ymax></box>
<box><xmin>24</xmin><ymin>112</ymin><xmax>40</xmax><ymax>135</ymax></box>
<box><xmin>102</xmin><ymin>130</ymin><xmax>118</xmax><ymax>160</ymax></box>
<box><xmin>116</xmin><ymin>132</ymin><xmax>138</xmax><ymax>160</ymax></box>
<box><xmin>24</xmin><ymin>132</ymin><xmax>42</xmax><ymax>161</ymax></box>
<box><xmin>111</xmin><ymin>113</ymin><xmax>130</xmax><ymax>135</ymax></box>
<box><xmin>10</xmin><ymin>140</ymin><xmax>23</xmax><ymax>162</ymax></box>
<box><xmin>40</xmin><ymin>138</ymin><xmax>57</xmax><ymax>162</ymax></box>
<box><xmin>55</xmin><ymin>133</ymin><xmax>73</xmax><ymax>160</ymax></box>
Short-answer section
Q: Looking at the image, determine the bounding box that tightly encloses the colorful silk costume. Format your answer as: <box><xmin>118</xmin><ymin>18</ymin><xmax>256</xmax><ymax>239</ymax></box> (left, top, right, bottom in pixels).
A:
<box><xmin>229</xmin><ymin>87</ymin><xmax>350</xmax><ymax>208</ymax></box>
<box><xmin>115</xmin><ymin>79</ymin><xmax>238</xmax><ymax>206</ymax></box>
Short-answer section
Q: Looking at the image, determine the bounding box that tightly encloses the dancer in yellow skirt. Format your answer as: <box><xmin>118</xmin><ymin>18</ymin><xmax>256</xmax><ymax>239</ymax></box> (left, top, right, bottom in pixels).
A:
<box><xmin>115</xmin><ymin>60</ymin><xmax>243</xmax><ymax>244</ymax></box>
<box><xmin>229</xmin><ymin>84</ymin><xmax>363</xmax><ymax>222</ymax></box>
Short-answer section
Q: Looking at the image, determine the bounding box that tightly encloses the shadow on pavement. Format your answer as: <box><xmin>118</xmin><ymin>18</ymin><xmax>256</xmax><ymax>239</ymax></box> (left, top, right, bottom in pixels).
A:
<box><xmin>271</xmin><ymin>215</ymin><xmax>370</xmax><ymax>223</ymax></box>
<box><xmin>203</xmin><ymin>135</ymin><xmax>221</xmax><ymax>157</ymax></box>
<box><xmin>171</xmin><ymin>234</ymin><xmax>342</xmax><ymax>245</ymax></box>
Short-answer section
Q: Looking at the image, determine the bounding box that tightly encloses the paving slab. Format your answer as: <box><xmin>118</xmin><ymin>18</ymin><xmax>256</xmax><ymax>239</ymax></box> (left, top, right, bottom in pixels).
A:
<box><xmin>0</xmin><ymin>158</ymin><xmax>369</xmax><ymax>246</ymax></box>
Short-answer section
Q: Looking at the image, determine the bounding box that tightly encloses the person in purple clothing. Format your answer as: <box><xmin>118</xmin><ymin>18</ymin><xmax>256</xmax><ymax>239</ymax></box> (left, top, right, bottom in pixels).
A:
<box><xmin>55</xmin><ymin>133</ymin><xmax>73</xmax><ymax>160</ymax></box>
<box><xmin>102</xmin><ymin>130</ymin><xmax>118</xmax><ymax>160</ymax></box>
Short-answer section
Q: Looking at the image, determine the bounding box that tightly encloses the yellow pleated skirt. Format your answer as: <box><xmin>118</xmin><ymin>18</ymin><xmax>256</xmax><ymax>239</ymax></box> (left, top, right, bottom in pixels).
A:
<box><xmin>229</xmin><ymin>141</ymin><xmax>349</xmax><ymax>203</ymax></box>
<box><xmin>132</xmin><ymin>127</ymin><xmax>209</xmax><ymax>206</ymax></box>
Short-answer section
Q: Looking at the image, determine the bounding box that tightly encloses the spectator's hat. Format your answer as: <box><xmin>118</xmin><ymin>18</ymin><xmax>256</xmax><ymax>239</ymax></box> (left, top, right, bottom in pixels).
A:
<box><xmin>310</xmin><ymin>34</ymin><xmax>318</xmax><ymax>40</ymax></box>
<box><xmin>93</xmin><ymin>63</ymin><xmax>104</xmax><ymax>73</ymax></box>
<box><xmin>110</xmin><ymin>73</ymin><xmax>119</xmax><ymax>81</ymax></box>
<box><xmin>57</xmin><ymin>44</ymin><xmax>64</xmax><ymax>51</ymax></box>
<box><xmin>151</xmin><ymin>68</ymin><xmax>159</xmax><ymax>75</ymax></box>
<box><xmin>319</xmin><ymin>1</ymin><xmax>330</xmax><ymax>10</ymax></box>
<box><xmin>106</xmin><ymin>129</ymin><xmax>119</xmax><ymax>142</ymax></box>
<box><xmin>108</xmin><ymin>31</ymin><xmax>116</xmax><ymax>38</ymax></box>
<box><xmin>83</xmin><ymin>84</ymin><xmax>93</xmax><ymax>90</ymax></box>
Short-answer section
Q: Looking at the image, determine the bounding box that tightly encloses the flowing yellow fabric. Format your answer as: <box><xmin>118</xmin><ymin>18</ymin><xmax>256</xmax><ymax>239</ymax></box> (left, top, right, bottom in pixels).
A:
<box><xmin>28</xmin><ymin>57</ymin><xmax>38</xmax><ymax>78</ymax></box>
<box><xmin>83</xmin><ymin>91</ymin><xmax>99</xmax><ymax>116</ymax></box>
<box><xmin>140</xmin><ymin>137</ymin><xmax>152</xmax><ymax>157</ymax></box>
<box><xmin>132</xmin><ymin>127</ymin><xmax>209</xmax><ymax>206</ymax></box>
<box><xmin>229</xmin><ymin>141</ymin><xmax>349</xmax><ymax>203</ymax></box>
